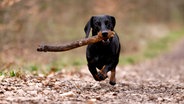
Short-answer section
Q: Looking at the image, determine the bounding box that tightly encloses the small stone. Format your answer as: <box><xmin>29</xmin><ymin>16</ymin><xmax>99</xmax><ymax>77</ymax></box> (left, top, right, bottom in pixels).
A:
<box><xmin>43</xmin><ymin>90</ymin><xmax>50</xmax><ymax>95</ymax></box>
<box><xmin>17</xmin><ymin>89</ymin><xmax>25</xmax><ymax>96</ymax></box>
<box><xmin>157</xmin><ymin>97</ymin><xmax>163</xmax><ymax>101</ymax></box>
<box><xmin>27</xmin><ymin>90</ymin><xmax>37</xmax><ymax>95</ymax></box>
<box><xmin>96</xmin><ymin>96</ymin><xmax>101</xmax><ymax>100</ymax></box>
<box><xmin>87</xmin><ymin>99</ymin><xmax>96</xmax><ymax>104</ymax></box>
<box><xmin>60</xmin><ymin>91</ymin><xmax>75</xmax><ymax>97</ymax></box>
<box><xmin>113</xmin><ymin>92</ymin><xmax>118</xmax><ymax>96</ymax></box>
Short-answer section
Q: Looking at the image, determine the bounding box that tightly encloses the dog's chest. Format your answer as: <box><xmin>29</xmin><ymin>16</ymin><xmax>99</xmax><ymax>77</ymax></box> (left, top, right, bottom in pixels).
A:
<box><xmin>95</xmin><ymin>45</ymin><xmax>113</xmax><ymax>59</ymax></box>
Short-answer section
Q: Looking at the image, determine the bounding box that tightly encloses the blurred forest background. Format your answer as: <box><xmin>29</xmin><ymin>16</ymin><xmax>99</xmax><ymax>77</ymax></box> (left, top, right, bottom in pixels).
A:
<box><xmin>0</xmin><ymin>0</ymin><xmax>184</xmax><ymax>74</ymax></box>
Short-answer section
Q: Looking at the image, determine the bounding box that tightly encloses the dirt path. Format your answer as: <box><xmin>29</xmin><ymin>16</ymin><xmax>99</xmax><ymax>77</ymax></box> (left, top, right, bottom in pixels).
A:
<box><xmin>1</xmin><ymin>39</ymin><xmax>184</xmax><ymax>104</ymax></box>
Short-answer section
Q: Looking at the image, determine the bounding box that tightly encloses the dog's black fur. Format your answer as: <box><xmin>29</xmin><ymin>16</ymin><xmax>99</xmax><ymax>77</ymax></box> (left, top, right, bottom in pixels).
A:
<box><xmin>84</xmin><ymin>15</ymin><xmax>120</xmax><ymax>85</ymax></box>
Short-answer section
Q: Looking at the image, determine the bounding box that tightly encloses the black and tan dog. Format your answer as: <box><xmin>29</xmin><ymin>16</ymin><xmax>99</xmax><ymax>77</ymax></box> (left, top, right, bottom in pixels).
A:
<box><xmin>84</xmin><ymin>15</ymin><xmax>121</xmax><ymax>85</ymax></box>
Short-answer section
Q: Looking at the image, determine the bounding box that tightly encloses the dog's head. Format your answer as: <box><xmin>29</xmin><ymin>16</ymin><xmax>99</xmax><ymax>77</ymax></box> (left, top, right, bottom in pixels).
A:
<box><xmin>84</xmin><ymin>15</ymin><xmax>116</xmax><ymax>38</ymax></box>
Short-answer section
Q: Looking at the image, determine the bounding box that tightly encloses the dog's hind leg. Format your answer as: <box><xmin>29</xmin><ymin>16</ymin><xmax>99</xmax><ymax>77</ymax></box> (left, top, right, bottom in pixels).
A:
<box><xmin>109</xmin><ymin>68</ymin><xmax>116</xmax><ymax>85</ymax></box>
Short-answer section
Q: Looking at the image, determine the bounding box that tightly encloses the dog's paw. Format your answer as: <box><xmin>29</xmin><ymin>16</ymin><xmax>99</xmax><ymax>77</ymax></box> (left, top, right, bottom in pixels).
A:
<box><xmin>109</xmin><ymin>81</ymin><xmax>116</xmax><ymax>86</ymax></box>
<box><xmin>93</xmin><ymin>75</ymin><xmax>102</xmax><ymax>81</ymax></box>
<box><xmin>97</xmin><ymin>72</ymin><xmax>108</xmax><ymax>80</ymax></box>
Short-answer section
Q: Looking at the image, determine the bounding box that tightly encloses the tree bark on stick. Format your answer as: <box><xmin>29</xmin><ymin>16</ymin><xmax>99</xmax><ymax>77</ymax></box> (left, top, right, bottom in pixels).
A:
<box><xmin>37</xmin><ymin>31</ymin><xmax>115</xmax><ymax>52</ymax></box>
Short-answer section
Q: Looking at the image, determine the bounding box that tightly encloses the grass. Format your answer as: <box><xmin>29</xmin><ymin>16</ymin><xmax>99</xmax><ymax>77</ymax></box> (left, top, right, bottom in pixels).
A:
<box><xmin>0</xmin><ymin>72</ymin><xmax>3</xmax><ymax>76</ymax></box>
<box><xmin>30</xmin><ymin>65</ymin><xmax>39</xmax><ymax>72</ymax></box>
<box><xmin>145</xmin><ymin>30</ymin><xmax>184</xmax><ymax>57</ymax></box>
<box><xmin>0</xmin><ymin>69</ymin><xmax>25</xmax><ymax>78</ymax></box>
<box><xmin>119</xmin><ymin>29</ymin><xmax>184</xmax><ymax>65</ymax></box>
<box><xmin>9</xmin><ymin>70</ymin><xmax>16</xmax><ymax>77</ymax></box>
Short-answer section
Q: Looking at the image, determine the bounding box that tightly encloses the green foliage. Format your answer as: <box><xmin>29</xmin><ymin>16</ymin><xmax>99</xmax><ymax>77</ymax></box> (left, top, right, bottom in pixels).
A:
<box><xmin>122</xmin><ymin>56</ymin><xmax>136</xmax><ymax>65</ymax></box>
<box><xmin>144</xmin><ymin>29</ymin><xmax>184</xmax><ymax>59</ymax></box>
<box><xmin>30</xmin><ymin>65</ymin><xmax>38</xmax><ymax>71</ymax></box>
<box><xmin>0</xmin><ymin>72</ymin><xmax>3</xmax><ymax>76</ymax></box>
<box><xmin>72</xmin><ymin>59</ymin><xmax>85</xmax><ymax>66</ymax></box>
<box><xmin>24</xmin><ymin>64</ymin><xmax>40</xmax><ymax>76</ymax></box>
<box><xmin>9</xmin><ymin>70</ymin><xmax>16</xmax><ymax>77</ymax></box>
<box><xmin>0</xmin><ymin>69</ymin><xmax>24</xmax><ymax>78</ymax></box>
<box><xmin>120</xmin><ymin>29</ymin><xmax>184</xmax><ymax>65</ymax></box>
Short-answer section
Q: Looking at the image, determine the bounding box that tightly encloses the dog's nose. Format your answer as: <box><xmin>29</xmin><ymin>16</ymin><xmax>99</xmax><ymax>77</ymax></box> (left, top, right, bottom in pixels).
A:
<box><xmin>102</xmin><ymin>31</ymin><xmax>108</xmax><ymax>37</ymax></box>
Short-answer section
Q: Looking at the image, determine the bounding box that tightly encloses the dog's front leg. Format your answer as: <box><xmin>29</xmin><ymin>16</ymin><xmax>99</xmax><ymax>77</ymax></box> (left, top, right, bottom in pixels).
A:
<box><xmin>98</xmin><ymin>66</ymin><xmax>116</xmax><ymax>85</ymax></box>
<box><xmin>88</xmin><ymin>64</ymin><xmax>102</xmax><ymax>81</ymax></box>
<box><xmin>98</xmin><ymin>66</ymin><xmax>108</xmax><ymax>80</ymax></box>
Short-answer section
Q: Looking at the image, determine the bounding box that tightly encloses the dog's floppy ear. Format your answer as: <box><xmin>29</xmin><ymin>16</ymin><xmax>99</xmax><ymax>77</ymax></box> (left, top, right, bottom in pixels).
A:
<box><xmin>110</xmin><ymin>16</ymin><xmax>116</xmax><ymax>30</ymax></box>
<box><xmin>84</xmin><ymin>17</ymin><xmax>93</xmax><ymax>38</ymax></box>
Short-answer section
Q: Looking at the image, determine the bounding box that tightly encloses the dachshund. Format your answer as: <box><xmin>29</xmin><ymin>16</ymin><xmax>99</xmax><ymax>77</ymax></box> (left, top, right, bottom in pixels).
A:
<box><xmin>84</xmin><ymin>15</ymin><xmax>121</xmax><ymax>85</ymax></box>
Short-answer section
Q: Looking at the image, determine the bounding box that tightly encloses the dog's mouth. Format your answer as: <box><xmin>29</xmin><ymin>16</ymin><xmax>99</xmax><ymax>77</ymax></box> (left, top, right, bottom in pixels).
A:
<box><xmin>102</xmin><ymin>39</ymin><xmax>110</xmax><ymax>45</ymax></box>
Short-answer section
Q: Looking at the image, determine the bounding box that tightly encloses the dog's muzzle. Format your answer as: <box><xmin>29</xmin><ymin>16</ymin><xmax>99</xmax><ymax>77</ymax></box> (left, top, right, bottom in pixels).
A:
<box><xmin>101</xmin><ymin>31</ymin><xmax>114</xmax><ymax>45</ymax></box>
<box><xmin>102</xmin><ymin>38</ymin><xmax>110</xmax><ymax>45</ymax></box>
<box><xmin>102</xmin><ymin>31</ymin><xmax>108</xmax><ymax>37</ymax></box>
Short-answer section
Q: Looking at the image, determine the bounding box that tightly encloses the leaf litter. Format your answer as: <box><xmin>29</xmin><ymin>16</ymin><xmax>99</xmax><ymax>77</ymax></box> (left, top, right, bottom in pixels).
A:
<box><xmin>0</xmin><ymin>39</ymin><xmax>184</xmax><ymax>104</ymax></box>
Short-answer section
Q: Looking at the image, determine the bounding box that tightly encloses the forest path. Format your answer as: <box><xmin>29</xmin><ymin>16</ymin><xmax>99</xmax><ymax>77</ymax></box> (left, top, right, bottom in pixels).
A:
<box><xmin>1</xmin><ymin>38</ymin><xmax>184</xmax><ymax>104</ymax></box>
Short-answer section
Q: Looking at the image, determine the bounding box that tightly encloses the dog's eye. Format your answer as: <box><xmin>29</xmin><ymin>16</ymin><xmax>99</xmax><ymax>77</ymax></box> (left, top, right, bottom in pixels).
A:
<box><xmin>95</xmin><ymin>22</ymin><xmax>101</xmax><ymax>26</ymax></box>
<box><xmin>105</xmin><ymin>20</ymin><xmax>109</xmax><ymax>25</ymax></box>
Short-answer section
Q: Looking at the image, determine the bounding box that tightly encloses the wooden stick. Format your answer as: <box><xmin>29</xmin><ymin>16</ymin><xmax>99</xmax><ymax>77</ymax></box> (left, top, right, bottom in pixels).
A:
<box><xmin>37</xmin><ymin>31</ymin><xmax>115</xmax><ymax>52</ymax></box>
